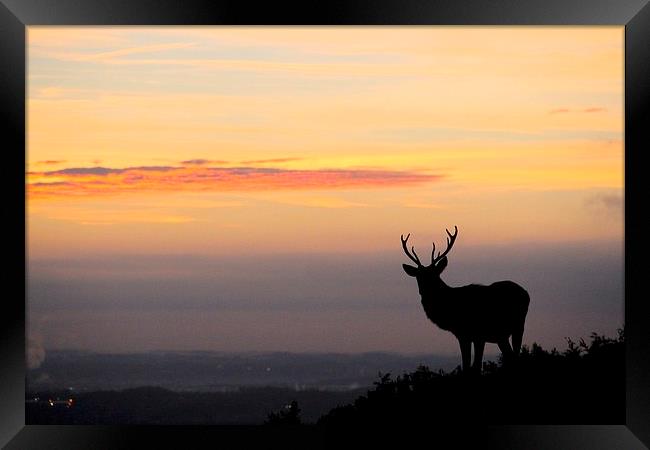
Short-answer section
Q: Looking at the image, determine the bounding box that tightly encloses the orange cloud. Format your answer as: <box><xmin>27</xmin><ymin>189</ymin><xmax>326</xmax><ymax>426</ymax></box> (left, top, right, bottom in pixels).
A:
<box><xmin>35</xmin><ymin>160</ymin><xmax>67</xmax><ymax>165</ymax></box>
<box><xmin>583</xmin><ymin>107</ymin><xmax>606</xmax><ymax>113</ymax></box>
<box><xmin>548</xmin><ymin>107</ymin><xmax>606</xmax><ymax>114</ymax></box>
<box><xmin>27</xmin><ymin>165</ymin><xmax>441</xmax><ymax>200</ymax></box>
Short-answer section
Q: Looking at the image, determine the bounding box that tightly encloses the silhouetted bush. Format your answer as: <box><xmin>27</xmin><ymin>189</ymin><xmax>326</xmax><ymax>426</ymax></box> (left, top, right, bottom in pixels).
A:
<box><xmin>265</xmin><ymin>400</ymin><xmax>302</xmax><ymax>426</ymax></box>
<box><xmin>317</xmin><ymin>329</ymin><xmax>624</xmax><ymax>427</ymax></box>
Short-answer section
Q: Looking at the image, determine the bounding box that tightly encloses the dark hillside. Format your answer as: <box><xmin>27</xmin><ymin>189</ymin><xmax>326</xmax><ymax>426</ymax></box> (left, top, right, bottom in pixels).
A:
<box><xmin>317</xmin><ymin>330</ymin><xmax>624</xmax><ymax>427</ymax></box>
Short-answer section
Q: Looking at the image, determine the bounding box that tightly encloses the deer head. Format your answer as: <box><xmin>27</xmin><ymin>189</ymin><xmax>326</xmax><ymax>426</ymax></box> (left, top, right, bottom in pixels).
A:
<box><xmin>401</xmin><ymin>226</ymin><xmax>458</xmax><ymax>297</ymax></box>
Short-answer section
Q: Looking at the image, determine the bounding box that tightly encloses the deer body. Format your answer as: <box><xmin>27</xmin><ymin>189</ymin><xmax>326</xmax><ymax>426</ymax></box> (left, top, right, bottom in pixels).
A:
<box><xmin>420</xmin><ymin>281</ymin><xmax>529</xmax><ymax>346</ymax></box>
<box><xmin>401</xmin><ymin>227</ymin><xmax>530</xmax><ymax>373</ymax></box>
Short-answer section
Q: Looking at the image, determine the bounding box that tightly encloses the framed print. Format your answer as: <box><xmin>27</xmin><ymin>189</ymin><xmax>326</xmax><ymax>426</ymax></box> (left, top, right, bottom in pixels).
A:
<box><xmin>1</xmin><ymin>0</ymin><xmax>649</xmax><ymax>448</ymax></box>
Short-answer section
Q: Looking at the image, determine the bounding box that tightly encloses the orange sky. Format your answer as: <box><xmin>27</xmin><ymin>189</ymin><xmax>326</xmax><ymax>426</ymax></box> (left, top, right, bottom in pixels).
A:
<box><xmin>27</xmin><ymin>27</ymin><xmax>623</xmax><ymax>257</ymax></box>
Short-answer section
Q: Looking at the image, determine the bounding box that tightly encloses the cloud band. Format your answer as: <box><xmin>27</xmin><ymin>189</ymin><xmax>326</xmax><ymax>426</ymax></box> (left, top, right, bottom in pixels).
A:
<box><xmin>28</xmin><ymin>164</ymin><xmax>441</xmax><ymax>199</ymax></box>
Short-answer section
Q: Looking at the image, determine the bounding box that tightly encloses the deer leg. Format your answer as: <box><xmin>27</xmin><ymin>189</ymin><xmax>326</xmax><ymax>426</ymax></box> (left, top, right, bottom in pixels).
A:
<box><xmin>472</xmin><ymin>340</ymin><xmax>485</xmax><ymax>374</ymax></box>
<box><xmin>511</xmin><ymin>327</ymin><xmax>524</xmax><ymax>356</ymax></box>
<box><xmin>498</xmin><ymin>339</ymin><xmax>514</xmax><ymax>366</ymax></box>
<box><xmin>459</xmin><ymin>339</ymin><xmax>471</xmax><ymax>373</ymax></box>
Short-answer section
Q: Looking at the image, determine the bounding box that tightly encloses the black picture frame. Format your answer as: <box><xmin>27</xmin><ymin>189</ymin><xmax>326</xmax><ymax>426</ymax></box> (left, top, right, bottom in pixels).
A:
<box><xmin>1</xmin><ymin>0</ymin><xmax>648</xmax><ymax>448</ymax></box>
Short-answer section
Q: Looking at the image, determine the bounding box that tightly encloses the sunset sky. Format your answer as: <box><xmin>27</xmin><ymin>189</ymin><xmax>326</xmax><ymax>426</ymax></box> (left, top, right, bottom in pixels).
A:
<box><xmin>27</xmin><ymin>27</ymin><xmax>623</xmax><ymax>359</ymax></box>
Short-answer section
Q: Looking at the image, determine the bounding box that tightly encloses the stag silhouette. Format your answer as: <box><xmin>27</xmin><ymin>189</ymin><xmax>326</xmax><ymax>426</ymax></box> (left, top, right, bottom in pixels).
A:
<box><xmin>401</xmin><ymin>226</ymin><xmax>530</xmax><ymax>374</ymax></box>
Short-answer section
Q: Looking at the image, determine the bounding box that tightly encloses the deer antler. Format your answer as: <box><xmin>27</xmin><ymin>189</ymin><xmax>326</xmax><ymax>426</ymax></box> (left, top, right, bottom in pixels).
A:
<box><xmin>431</xmin><ymin>226</ymin><xmax>458</xmax><ymax>265</ymax></box>
<box><xmin>401</xmin><ymin>233</ymin><xmax>423</xmax><ymax>267</ymax></box>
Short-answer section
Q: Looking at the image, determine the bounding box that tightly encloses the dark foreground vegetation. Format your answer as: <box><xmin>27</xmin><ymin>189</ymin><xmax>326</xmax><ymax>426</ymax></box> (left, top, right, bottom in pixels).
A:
<box><xmin>316</xmin><ymin>329</ymin><xmax>625</xmax><ymax>427</ymax></box>
<box><xmin>27</xmin><ymin>330</ymin><xmax>623</xmax><ymax>426</ymax></box>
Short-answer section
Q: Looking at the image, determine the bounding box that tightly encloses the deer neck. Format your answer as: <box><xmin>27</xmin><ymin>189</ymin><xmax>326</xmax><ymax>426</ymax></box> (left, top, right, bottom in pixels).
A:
<box><xmin>420</xmin><ymin>282</ymin><xmax>455</xmax><ymax>328</ymax></box>
<box><xmin>424</xmin><ymin>279</ymin><xmax>452</xmax><ymax>297</ymax></box>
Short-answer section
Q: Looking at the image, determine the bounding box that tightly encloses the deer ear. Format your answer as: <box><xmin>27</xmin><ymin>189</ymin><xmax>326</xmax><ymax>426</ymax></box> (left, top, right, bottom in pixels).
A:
<box><xmin>402</xmin><ymin>264</ymin><xmax>419</xmax><ymax>277</ymax></box>
<box><xmin>435</xmin><ymin>256</ymin><xmax>448</xmax><ymax>273</ymax></box>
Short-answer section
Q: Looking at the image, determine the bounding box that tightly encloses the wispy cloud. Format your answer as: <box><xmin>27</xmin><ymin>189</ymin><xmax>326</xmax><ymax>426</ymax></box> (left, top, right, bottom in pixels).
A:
<box><xmin>240</xmin><ymin>157</ymin><xmax>303</xmax><ymax>165</ymax></box>
<box><xmin>47</xmin><ymin>211</ymin><xmax>198</xmax><ymax>225</ymax></box>
<box><xmin>271</xmin><ymin>197</ymin><xmax>370</xmax><ymax>209</ymax></box>
<box><xmin>370</xmin><ymin>126</ymin><xmax>619</xmax><ymax>143</ymax></box>
<box><xmin>180</xmin><ymin>157</ymin><xmax>302</xmax><ymax>166</ymax></box>
<box><xmin>28</xmin><ymin>164</ymin><xmax>441</xmax><ymax>200</ymax></box>
<box><xmin>403</xmin><ymin>202</ymin><xmax>444</xmax><ymax>209</ymax></box>
<box><xmin>42</xmin><ymin>42</ymin><xmax>198</xmax><ymax>63</ymax></box>
<box><xmin>35</xmin><ymin>160</ymin><xmax>67</xmax><ymax>165</ymax></box>
<box><xmin>180</xmin><ymin>159</ymin><xmax>229</xmax><ymax>166</ymax></box>
<box><xmin>51</xmin><ymin>56</ymin><xmax>409</xmax><ymax>79</ymax></box>
<box><xmin>82</xmin><ymin>215</ymin><xmax>196</xmax><ymax>225</ymax></box>
<box><xmin>583</xmin><ymin>107</ymin><xmax>606</xmax><ymax>113</ymax></box>
<box><xmin>548</xmin><ymin>107</ymin><xmax>606</xmax><ymax>114</ymax></box>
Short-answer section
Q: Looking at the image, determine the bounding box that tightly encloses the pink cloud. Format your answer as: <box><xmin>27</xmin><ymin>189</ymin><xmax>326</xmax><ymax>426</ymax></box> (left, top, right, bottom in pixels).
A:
<box><xmin>28</xmin><ymin>164</ymin><xmax>442</xmax><ymax>200</ymax></box>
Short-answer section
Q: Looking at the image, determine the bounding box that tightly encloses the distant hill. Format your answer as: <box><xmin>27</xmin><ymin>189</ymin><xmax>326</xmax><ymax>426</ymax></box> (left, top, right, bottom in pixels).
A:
<box><xmin>27</xmin><ymin>351</ymin><xmax>461</xmax><ymax>392</ymax></box>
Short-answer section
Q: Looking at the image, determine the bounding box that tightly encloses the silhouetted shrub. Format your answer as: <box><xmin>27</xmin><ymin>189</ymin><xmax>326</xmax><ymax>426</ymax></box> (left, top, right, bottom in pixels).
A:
<box><xmin>265</xmin><ymin>400</ymin><xmax>302</xmax><ymax>426</ymax></box>
<box><xmin>317</xmin><ymin>329</ymin><xmax>624</xmax><ymax>427</ymax></box>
